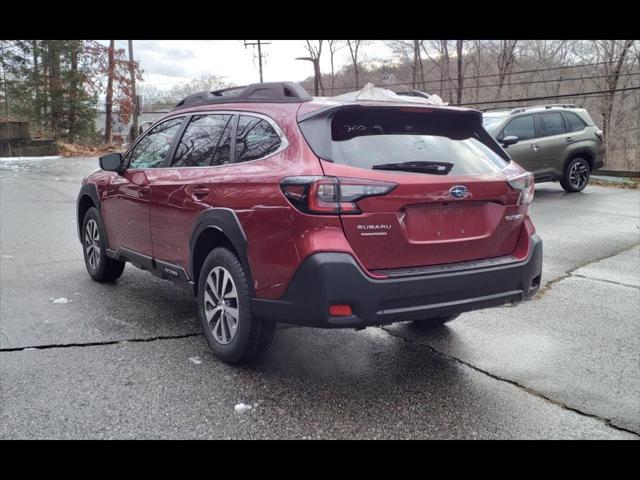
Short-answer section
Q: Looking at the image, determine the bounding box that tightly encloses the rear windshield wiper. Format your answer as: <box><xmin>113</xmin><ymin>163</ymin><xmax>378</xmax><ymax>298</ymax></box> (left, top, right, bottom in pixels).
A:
<box><xmin>372</xmin><ymin>161</ymin><xmax>454</xmax><ymax>175</ymax></box>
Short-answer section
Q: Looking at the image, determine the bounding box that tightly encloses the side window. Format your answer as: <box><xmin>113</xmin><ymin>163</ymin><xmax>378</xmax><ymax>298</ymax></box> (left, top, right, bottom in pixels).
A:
<box><xmin>537</xmin><ymin>112</ymin><xmax>567</xmax><ymax>137</ymax></box>
<box><xmin>562</xmin><ymin>112</ymin><xmax>586</xmax><ymax>133</ymax></box>
<box><xmin>128</xmin><ymin>118</ymin><xmax>183</xmax><ymax>169</ymax></box>
<box><xmin>235</xmin><ymin>115</ymin><xmax>282</xmax><ymax>163</ymax></box>
<box><xmin>172</xmin><ymin>114</ymin><xmax>234</xmax><ymax>167</ymax></box>
<box><xmin>500</xmin><ymin>115</ymin><xmax>535</xmax><ymax>141</ymax></box>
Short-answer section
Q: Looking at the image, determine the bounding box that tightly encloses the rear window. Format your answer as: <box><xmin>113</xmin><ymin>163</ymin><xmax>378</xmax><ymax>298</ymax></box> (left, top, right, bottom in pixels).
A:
<box><xmin>328</xmin><ymin>108</ymin><xmax>509</xmax><ymax>175</ymax></box>
<box><xmin>562</xmin><ymin>111</ymin><xmax>587</xmax><ymax>132</ymax></box>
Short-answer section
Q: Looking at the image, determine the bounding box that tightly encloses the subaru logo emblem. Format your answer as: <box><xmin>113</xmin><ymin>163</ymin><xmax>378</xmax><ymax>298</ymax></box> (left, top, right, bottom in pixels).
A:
<box><xmin>449</xmin><ymin>185</ymin><xmax>469</xmax><ymax>199</ymax></box>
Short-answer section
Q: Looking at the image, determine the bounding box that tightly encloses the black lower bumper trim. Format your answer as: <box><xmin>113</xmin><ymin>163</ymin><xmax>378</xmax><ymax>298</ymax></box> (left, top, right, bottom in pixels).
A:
<box><xmin>251</xmin><ymin>234</ymin><xmax>543</xmax><ymax>328</ymax></box>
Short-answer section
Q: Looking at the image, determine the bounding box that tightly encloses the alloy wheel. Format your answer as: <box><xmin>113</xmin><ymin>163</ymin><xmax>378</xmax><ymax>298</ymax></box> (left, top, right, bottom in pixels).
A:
<box><xmin>84</xmin><ymin>219</ymin><xmax>101</xmax><ymax>270</ymax></box>
<box><xmin>204</xmin><ymin>266</ymin><xmax>240</xmax><ymax>345</ymax></box>
<box><xmin>569</xmin><ymin>160</ymin><xmax>589</xmax><ymax>190</ymax></box>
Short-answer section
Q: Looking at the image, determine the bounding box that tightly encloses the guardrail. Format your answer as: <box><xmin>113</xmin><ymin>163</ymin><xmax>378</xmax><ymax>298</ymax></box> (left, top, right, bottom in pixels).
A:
<box><xmin>593</xmin><ymin>169</ymin><xmax>640</xmax><ymax>178</ymax></box>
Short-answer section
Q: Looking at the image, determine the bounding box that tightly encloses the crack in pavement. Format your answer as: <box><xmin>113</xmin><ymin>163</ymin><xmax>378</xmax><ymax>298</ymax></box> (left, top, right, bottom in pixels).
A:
<box><xmin>570</xmin><ymin>273</ymin><xmax>639</xmax><ymax>289</ymax></box>
<box><xmin>378</xmin><ymin>325</ymin><xmax>640</xmax><ymax>437</ymax></box>
<box><xmin>0</xmin><ymin>324</ymin><xmax>301</xmax><ymax>353</ymax></box>
<box><xmin>0</xmin><ymin>332</ymin><xmax>203</xmax><ymax>353</ymax></box>
<box><xmin>377</xmin><ymin>325</ymin><xmax>640</xmax><ymax>438</ymax></box>
<box><xmin>379</xmin><ymin>243</ymin><xmax>640</xmax><ymax>437</ymax></box>
<box><xmin>535</xmin><ymin>242</ymin><xmax>640</xmax><ymax>300</ymax></box>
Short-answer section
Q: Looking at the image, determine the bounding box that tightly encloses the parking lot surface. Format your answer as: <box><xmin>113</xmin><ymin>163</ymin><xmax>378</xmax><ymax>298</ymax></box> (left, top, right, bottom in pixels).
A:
<box><xmin>1</xmin><ymin>156</ymin><xmax>638</xmax><ymax>439</ymax></box>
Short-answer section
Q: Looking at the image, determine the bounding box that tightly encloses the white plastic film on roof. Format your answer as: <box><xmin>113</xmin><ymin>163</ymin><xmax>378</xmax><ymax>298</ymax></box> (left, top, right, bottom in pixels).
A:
<box><xmin>329</xmin><ymin>83</ymin><xmax>448</xmax><ymax>106</ymax></box>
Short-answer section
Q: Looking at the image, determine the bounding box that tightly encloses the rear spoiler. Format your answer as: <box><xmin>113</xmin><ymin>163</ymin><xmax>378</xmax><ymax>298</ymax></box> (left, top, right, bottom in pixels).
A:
<box><xmin>298</xmin><ymin>102</ymin><xmax>482</xmax><ymax>123</ymax></box>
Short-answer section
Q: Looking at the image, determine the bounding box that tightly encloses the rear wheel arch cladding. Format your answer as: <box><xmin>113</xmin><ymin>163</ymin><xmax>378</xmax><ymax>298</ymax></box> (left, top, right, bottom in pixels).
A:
<box><xmin>565</xmin><ymin>150</ymin><xmax>594</xmax><ymax>173</ymax></box>
<box><xmin>189</xmin><ymin>209</ymin><xmax>255</xmax><ymax>296</ymax></box>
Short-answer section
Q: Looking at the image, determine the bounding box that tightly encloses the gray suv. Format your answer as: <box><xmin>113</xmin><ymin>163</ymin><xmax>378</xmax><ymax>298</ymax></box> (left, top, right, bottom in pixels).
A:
<box><xmin>483</xmin><ymin>104</ymin><xmax>605</xmax><ymax>192</ymax></box>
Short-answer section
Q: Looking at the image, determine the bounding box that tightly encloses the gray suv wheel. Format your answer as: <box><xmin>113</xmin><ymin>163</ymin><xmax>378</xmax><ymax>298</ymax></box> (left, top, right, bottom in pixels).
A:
<box><xmin>561</xmin><ymin>157</ymin><xmax>591</xmax><ymax>192</ymax></box>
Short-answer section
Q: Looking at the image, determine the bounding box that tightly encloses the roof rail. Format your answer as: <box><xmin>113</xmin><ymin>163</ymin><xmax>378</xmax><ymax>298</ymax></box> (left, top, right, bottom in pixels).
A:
<box><xmin>508</xmin><ymin>103</ymin><xmax>577</xmax><ymax>115</ymax></box>
<box><xmin>480</xmin><ymin>106</ymin><xmax>523</xmax><ymax>113</ymax></box>
<box><xmin>172</xmin><ymin>82</ymin><xmax>312</xmax><ymax>111</ymax></box>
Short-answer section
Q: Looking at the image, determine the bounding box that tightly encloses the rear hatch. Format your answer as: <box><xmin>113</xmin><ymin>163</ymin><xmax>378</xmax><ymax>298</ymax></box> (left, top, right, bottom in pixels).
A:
<box><xmin>297</xmin><ymin>104</ymin><xmax>531</xmax><ymax>271</ymax></box>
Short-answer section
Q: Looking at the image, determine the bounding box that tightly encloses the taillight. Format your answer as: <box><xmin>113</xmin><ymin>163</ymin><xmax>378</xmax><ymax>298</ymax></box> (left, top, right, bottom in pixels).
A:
<box><xmin>595</xmin><ymin>130</ymin><xmax>604</xmax><ymax>142</ymax></box>
<box><xmin>280</xmin><ymin>176</ymin><xmax>396</xmax><ymax>215</ymax></box>
<box><xmin>507</xmin><ymin>171</ymin><xmax>535</xmax><ymax>205</ymax></box>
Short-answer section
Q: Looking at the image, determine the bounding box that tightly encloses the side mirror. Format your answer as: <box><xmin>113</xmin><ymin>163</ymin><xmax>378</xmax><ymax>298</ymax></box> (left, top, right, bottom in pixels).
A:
<box><xmin>99</xmin><ymin>152</ymin><xmax>125</xmax><ymax>173</ymax></box>
<box><xmin>501</xmin><ymin>135</ymin><xmax>519</xmax><ymax>147</ymax></box>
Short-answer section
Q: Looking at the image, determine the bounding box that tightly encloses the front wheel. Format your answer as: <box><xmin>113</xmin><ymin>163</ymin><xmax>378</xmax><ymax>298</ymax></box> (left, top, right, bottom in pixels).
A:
<box><xmin>560</xmin><ymin>157</ymin><xmax>591</xmax><ymax>192</ymax></box>
<box><xmin>197</xmin><ymin>248</ymin><xmax>275</xmax><ymax>364</ymax></box>
<box><xmin>82</xmin><ymin>207</ymin><xmax>125</xmax><ymax>282</ymax></box>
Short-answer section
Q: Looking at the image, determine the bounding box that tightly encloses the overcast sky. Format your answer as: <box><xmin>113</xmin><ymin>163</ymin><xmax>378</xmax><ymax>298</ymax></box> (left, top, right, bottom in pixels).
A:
<box><xmin>109</xmin><ymin>40</ymin><xmax>394</xmax><ymax>89</ymax></box>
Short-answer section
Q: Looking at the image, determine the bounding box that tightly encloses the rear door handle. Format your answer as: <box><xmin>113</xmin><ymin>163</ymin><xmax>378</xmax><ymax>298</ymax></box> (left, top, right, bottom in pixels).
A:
<box><xmin>566</xmin><ymin>136</ymin><xmax>573</xmax><ymax>142</ymax></box>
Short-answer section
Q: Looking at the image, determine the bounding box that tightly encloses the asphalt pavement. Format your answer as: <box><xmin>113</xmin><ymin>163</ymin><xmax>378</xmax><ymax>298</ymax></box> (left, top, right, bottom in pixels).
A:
<box><xmin>1</xmin><ymin>156</ymin><xmax>638</xmax><ymax>439</ymax></box>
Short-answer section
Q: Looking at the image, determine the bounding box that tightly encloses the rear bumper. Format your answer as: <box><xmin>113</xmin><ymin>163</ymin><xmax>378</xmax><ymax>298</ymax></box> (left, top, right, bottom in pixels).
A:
<box><xmin>251</xmin><ymin>234</ymin><xmax>543</xmax><ymax>328</ymax></box>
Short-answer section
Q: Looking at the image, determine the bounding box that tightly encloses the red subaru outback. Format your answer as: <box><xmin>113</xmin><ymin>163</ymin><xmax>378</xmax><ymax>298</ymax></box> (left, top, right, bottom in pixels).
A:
<box><xmin>77</xmin><ymin>82</ymin><xmax>542</xmax><ymax>364</ymax></box>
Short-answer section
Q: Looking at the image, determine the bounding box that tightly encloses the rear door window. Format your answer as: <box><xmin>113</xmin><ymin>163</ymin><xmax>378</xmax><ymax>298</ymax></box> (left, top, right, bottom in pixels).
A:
<box><xmin>537</xmin><ymin>112</ymin><xmax>567</xmax><ymax>137</ymax></box>
<box><xmin>172</xmin><ymin>114</ymin><xmax>234</xmax><ymax>167</ymax></box>
<box><xmin>327</xmin><ymin>108</ymin><xmax>508</xmax><ymax>175</ymax></box>
<box><xmin>499</xmin><ymin>114</ymin><xmax>535</xmax><ymax>141</ymax></box>
<box><xmin>234</xmin><ymin>115</ymin><xmax>282</xmax><ymax>163</ymax></box>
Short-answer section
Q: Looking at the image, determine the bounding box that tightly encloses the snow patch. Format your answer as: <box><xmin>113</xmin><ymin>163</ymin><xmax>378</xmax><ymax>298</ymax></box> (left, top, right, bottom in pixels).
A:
<box><xmin>234</xmin><ymin>403</ymin><xmax>253</xmax><ymax>414</ymax></box>
<box><xmin>0</xmin><ymin>156</ymin><xmax>62</xmax><ymax>162</ymax></box>
<box><xmin>51</xmin><ymin>297</ymin><xmax>70</xmax><ymax>304</ymax></box>
<box><xmin>188</xmin><ymin>356</ymin><xmax>203</xmax><ymax>365</ymax></box>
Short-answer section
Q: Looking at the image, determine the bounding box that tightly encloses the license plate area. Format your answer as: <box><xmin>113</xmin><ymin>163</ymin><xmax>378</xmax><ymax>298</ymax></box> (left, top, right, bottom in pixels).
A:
<box><xmin>402</xmin><ymin>202</ymin><xmax>488</xmax><ymax>242</ymax></box>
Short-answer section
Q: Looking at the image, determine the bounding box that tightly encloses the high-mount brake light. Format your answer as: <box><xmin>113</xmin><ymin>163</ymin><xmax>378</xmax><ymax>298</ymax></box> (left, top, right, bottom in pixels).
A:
<box><xmin>399</xmin><ymin>107</ymin><xmax>433</xmax><ymax>113</ymax></box>
<box><xmin>280</xmin><ymin>176</ymin><xmax>396</xmax><ymax>215</ymax></box>
<box><xmin>507</xmin><ymin>171</ymin><xmax>535</xmax><ymax>206</ymax></box>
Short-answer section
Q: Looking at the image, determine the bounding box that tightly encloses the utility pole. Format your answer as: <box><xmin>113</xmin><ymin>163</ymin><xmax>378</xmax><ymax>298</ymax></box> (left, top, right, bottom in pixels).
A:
<box><xmin>244</xmin><ymin>40</ymin><xmax>271</xmax><ymax>83</ymax></box>
<box><xmin>128</xmin><ymin>40</ymin><xmax>138</xmax><ymax>143</ymax></box>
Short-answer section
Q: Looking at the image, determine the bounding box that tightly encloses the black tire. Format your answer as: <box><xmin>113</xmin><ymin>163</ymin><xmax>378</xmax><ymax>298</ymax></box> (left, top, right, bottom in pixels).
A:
<box><xmin>82</xmin><ymin>207</ymin><xmax>125</xmax><ymax>282</ymax></box>
<box><xmin>197</xmin><ymin>247</ymin><xmax>275</xmax><ymax>364</ymax></box>
<box><xmin>411</xmin><ymin>313</ymin><xmax>460</xmax><ymax>328</ymax></box>
<box><xmin>560</xmin><ymin>157</ymin><xmax>591</xmax><ymax>192</ymax></box>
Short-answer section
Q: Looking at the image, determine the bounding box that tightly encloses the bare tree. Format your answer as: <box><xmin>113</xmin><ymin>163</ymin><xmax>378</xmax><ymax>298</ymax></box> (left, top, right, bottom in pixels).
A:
<box><xmin>495</xmin><ymin>40</ymin><xmax>519</xmax><ymax>99</ymax></box>
<box><xmin>387</xmin><ymin>40</ymin><xmax>425</xmax><ymax>90</ymax></box>
<box><xmin>422</xmin><ymin>40</ymin><xmax>454</xmax><ymax>102</ymax></box>
<box><xmin>456</xmin><ymin>40</ymin><xmax>464</xmax><ymax>104</ymax></box>
<box><xmin>104</xmin><ymin>40</ymin><xmax>114</xmax><ymax>143</ymax></box>
<box><xmin>467</xmin><ymin>40</ymin><xmax>484</xmax><ymax>104</ymax></box>
<box><xmin>347</xmin><ymin>40</ymin><xmax>362</xmax><ymax>89</ymax></box>
<box><xmin>67</xmin><ymin>40</ymin><xmax>80</xmax><ymax>140</ymax></box>
<box><xmin>598</xmin><ymin>40</ymin><xmax>634</xmax><ymax>147</ymax></box>
<box><xmin>128</xmin><ymin>40</ymin><xmax>138</xmax><ymax>142</ymax></box>
<box><xmin>48</xmin><ymin>40</ymin><xmax>62</xmax><ymax>134</ymax></box>
<box><xmin>327</xmin><ymin>40</ymin><xmax>345</xmax><ymax>95</ymax></box>
<box><xmin>301</xmin><ymin>40</ymin><xmax>324</xmax><ymax>96</ymax></box>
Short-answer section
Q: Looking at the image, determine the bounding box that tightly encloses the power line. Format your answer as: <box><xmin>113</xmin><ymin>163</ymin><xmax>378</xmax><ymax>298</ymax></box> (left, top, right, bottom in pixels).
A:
<box><xmin>457</xmin><ymin>86</ymin><xmax>640</xmax><ymax>107</ymax></box>
<box><xmin>314</xmin><ymin>60</ymin><xmax>638</xmax><ymax>91</ymax></box>
<box><xmin>415</xmin><ymin>71</ymin><xmax>640</xmax><ymax>93</ymax></box>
